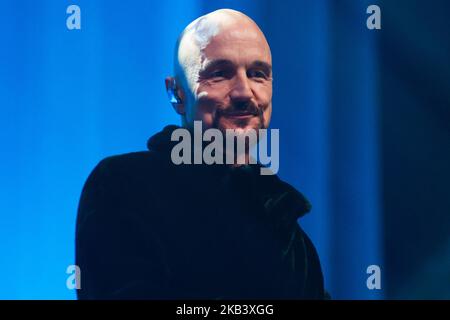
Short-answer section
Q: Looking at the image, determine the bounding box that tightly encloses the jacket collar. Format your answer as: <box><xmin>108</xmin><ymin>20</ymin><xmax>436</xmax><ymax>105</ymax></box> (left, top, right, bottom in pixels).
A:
<box><xmin>147</xmin><ymin>125</ymin><xmax>312</xmax><ymax>221</ymax></box>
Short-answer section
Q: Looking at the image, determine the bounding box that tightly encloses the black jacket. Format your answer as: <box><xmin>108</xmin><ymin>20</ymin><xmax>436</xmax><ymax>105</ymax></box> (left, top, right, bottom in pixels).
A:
<box><xmin>75</xmin><ymin>125</ymin><xmax>325</xmax><ymax>299</ymax></box>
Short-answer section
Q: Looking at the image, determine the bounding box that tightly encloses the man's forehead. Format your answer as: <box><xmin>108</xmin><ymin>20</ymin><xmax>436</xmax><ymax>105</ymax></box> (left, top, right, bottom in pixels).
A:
<box><xmin>179</xmin><ymin>9</ymin><xmax>269</xmax><ymax>55</ymax></box>
<box><xmin>175</xmin><ymin>9</ymin><xmax>271</xmax><ymax>88</ymax></box>
<box><xmin>203</xmin><ymin>26</ymin><xmax>271</xmax><ymax>61</ymax></box>
<box><xmin>209</xmin><ymin>25</ymin><xmax>268</xmax><ymax>46</ymax></box>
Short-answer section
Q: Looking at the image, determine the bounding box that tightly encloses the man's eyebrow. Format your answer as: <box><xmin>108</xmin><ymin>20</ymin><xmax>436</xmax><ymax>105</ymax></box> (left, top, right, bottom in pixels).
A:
<box><xmin>250</xmin><ymin>60</ymin><xmax>272</xmax><ymax>74</ymax></box>
<box><xmin>201</xmin><ymin>59</ymin><xmax>234</xmax><ymax>71</ymax></box>
<box><xmin>199</xmin><ymin>59</ymin><xmax>272</xmax><ymax>75</ymax></box>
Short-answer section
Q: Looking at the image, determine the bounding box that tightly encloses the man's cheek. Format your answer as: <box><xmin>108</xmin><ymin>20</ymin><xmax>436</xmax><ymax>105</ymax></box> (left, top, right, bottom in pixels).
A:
<box><xmin>194</xmin><ymin>111</ymin><xmax>214</xmax><ymax>128</ymax></box>
<box><xmin>204</xmin><ymin>114</ymin><xmax>215</xmax><ymax>128</ymax></box>
<box><xmin>263</xmin><ymin>106</ymin><xmax>272</xmax><ymax>128</ymax></box>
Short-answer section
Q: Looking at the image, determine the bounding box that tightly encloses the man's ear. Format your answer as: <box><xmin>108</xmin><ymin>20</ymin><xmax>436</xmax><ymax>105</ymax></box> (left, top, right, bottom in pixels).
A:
<box><xmin>165</xmin><ymin>76</ymin><xmax>185</xmax><ymax>115</ymax></box>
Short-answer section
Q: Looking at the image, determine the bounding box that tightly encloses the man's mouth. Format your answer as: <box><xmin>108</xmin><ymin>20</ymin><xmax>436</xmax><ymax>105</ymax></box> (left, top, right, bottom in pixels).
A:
<box><xmin>221</xmin><ymin>111</ymin><xmax>257</xmax><ymax>119</ymax></box>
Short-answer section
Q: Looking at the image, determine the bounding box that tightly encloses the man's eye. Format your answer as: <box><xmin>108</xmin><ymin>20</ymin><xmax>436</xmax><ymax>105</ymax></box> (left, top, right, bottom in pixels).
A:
<box><xmin>211</xmin><ymin>70</ymin><xmax>225</xmax><ymax>78</ymax></box>
<box><xmin>248</xmin><ymin>70</ymin><xmax>267</xmax><ymax>79</ymax></box>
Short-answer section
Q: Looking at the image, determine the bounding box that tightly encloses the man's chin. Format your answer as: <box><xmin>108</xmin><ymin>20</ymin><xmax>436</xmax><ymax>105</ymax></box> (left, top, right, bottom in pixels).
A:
<box><xmin>216</xmin><ymin>116</ymin><xmax>262</xmax><ymax>132</ymax></box>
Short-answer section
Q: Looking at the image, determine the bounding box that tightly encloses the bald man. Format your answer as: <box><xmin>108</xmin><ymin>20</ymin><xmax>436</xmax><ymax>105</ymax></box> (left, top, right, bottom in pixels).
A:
<box><xmin>76</xmin><ymin>9</ymin><xmax>326</xmax><ymax>299</ymax></box>
<box><xmin>168</xmin><ymin>9</ymin><xmax>272</xmax><ymax>133</ymax></box>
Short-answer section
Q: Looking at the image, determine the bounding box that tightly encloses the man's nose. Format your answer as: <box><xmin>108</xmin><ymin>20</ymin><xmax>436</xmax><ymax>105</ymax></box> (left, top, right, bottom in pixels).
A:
<box><xmin>229</xmin><ymin>71</ymin><xmax>253</xmax><ymax>102</ymax></box>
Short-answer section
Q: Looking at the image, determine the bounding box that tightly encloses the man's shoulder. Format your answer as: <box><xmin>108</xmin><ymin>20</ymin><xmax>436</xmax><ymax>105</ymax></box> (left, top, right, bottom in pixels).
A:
<box><xmin>82</xmin><ymin>150</ymin><xmax>172</xmax><ymax>197</ymax></box>
<box><xmin>100</xmin><ymin>150</ymin><xmax>160</xmax><ymax>166</ymax></box>
<box><xmin>93</xmin><ymin>150</ymin><xmax>167</xmax><ymax>177</ymax></box>
<box><xmin>78</xmin><ymin>151</ymin><xmax>170</xmax><ymax>219</ymax></box>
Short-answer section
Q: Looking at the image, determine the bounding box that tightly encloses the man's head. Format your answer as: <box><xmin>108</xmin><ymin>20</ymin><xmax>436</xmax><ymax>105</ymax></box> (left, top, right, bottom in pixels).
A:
<box><xmin>166</xmin><ymin>9</ymin><xmax>273</xmax><ymax>133</ymax></box>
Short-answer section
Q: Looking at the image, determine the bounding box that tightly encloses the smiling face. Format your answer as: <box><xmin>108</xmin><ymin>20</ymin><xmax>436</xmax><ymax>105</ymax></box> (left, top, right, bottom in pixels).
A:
<box><xmin>170</xmin><ymin>10</ymin><xmax>273</xmax><ymax>133</ymax></box>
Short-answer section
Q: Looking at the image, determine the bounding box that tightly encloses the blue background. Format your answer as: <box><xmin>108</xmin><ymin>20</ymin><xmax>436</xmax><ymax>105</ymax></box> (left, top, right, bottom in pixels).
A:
<box><xmin>1</xmin><ymin>0</ymin><xmax>449</xmax><ymax>299</ymax></box>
